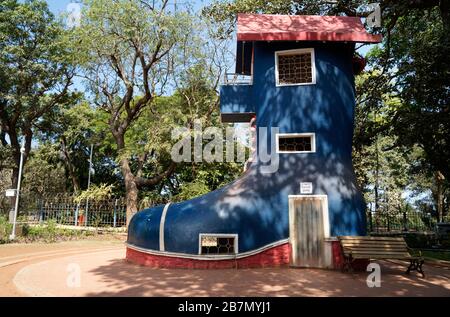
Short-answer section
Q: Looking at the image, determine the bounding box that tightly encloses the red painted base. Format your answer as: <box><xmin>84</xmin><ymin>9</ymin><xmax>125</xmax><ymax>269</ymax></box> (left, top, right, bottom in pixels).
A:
<box><xmin>126</xmin><ymin>243</ymin><xmax>291</xmax><ymax>269</ymax></box>
<box><xmin>127</xmin><ymin>241</ymin><xmax>368</xmax><ymax>270</ymax></box>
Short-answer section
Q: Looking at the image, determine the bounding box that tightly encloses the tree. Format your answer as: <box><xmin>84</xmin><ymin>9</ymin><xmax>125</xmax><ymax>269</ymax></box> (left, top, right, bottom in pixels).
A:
<box><xmin>353</xmin><ymin>134</ymin><xmax>410</xmax><ymax>213</ymax></box>
<box><xmin>357</xmin><ymin>5</ymin><xmax>450</xmax><ymax>218</ymax></box>
<box><xmin>0</xmin><ymin>0</ymin><xmax>76</xmax><ymax>192</ymax></box>
<box><xmin>38</xmin><ymin>101</ymin><xmax>108</xmax><ymax>194</ymax></box>
<box><xmin>74</xmin><ymin>0</ymin><xmax>194</xmax><ymax>224</ymax></box>
<box><xmin>21</xmin><ymin>144</ymin><xmax>67</xmax><ymax>199</ymax></box>
<box><xmin>136</xmin><ymin>75</ymin><xmax>245</xmax><ymax>204</ymax></box>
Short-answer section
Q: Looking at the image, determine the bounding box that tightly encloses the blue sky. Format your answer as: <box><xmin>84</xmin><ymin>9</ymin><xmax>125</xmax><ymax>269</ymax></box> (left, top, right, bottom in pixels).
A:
<box><xmin>45</xmin><ymin>0</ymin><xmax>70</xmax><ymax>14</ymax></box>
<box><xmin>45</xmin><ymin>0</ymin><xmax>210</xmax><ymax>15</ymax></box>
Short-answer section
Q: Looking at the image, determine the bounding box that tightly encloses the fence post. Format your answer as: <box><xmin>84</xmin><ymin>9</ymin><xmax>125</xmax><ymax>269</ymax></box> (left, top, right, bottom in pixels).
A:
<box><xmin>403</xmin><ymin>210</ymin><xmax>408</xmax><ymax>232</ymax></box>
<box><xmin>74</xmin><ymin>202</ymin><xmax>79</xmax><ymax>226</ymax></box>
<box><xmin>368</xmin><ymin>211</ymin><xmax>373</xmax><ymax>233</ymax></box>
<box><xmin>113</xmin><ymin>199</ymin><xmax>118</xmax><ymax>228</ymax></box>
<box><xmin>38</xmin><ymin>199</ymin><xmax>43</xmax><ymax>223</ymax></box>
<box><xmin>375</xmin><ymin>212</ymin><xmax>379</xmax><ymax>233</ymax></box>
<box><xmin>387</xmin><ymin>213</ymin><xmax>390</xmax><ymax>232</ymax></box>
<box><xmin>85</xmin><ymin>198</ymin><xmax>89</xmax><ymax>227</ymax></box>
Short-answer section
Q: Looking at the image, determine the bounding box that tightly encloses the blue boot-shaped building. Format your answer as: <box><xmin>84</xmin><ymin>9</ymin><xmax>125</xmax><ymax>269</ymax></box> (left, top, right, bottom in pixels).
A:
<box><xmin>126</xmin><ymin>14</ymin><xmax>381</xmax><ymax>269</ymax></box>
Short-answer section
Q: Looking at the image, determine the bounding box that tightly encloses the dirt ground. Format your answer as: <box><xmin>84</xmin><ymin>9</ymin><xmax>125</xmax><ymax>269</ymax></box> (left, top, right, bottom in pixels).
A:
<box><xmin>0</xmin><ymin>238</ymin><xmax>125</xmax><ymax>296</ymax></box>
<box><xmin>1</xmin><ymin>239</ymin><xmax>449</xmax><ymax>297</ymax></box>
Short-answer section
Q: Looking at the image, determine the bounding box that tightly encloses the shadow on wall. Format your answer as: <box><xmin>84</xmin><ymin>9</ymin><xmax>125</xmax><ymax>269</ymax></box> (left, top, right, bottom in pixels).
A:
<box><xmin>253</xmin><ymin>41</ymin><xmax>365</xmax><ymax>236</ymax></box>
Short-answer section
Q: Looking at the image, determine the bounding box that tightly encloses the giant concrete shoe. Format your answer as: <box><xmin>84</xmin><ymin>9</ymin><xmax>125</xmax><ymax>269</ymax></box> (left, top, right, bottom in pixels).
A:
<box><xmin>126</xmin><ymin>14</ymin><xmax>381</xmax><ymax>269</ymax></box>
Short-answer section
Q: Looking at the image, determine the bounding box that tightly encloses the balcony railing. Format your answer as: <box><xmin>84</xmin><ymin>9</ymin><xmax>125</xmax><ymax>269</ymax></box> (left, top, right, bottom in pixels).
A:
<box><xmin>223</xmin><ymin>73</ymin><xmax>253</xmax><ymax>85</ymax></box>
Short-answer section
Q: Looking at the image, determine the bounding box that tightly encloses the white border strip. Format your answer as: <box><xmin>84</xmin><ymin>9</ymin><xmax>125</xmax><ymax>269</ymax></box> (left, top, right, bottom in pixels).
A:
<box><xmin>159</xmin><ymin>203</ymin><xmax>171</xmax><ymax>251</ymax></box>
<box><xmin>127</xmin><ymin>238</ymin><xmax>289</xmax><ymax>261</ymax></box>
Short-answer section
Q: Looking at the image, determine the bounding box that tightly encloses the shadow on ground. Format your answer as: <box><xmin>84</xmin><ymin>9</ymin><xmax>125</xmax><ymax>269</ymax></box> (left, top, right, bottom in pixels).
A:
<box><xmin>85</xmin><ymin>259</ymin><xmax>450</xmax><ymax>297</ymax></box>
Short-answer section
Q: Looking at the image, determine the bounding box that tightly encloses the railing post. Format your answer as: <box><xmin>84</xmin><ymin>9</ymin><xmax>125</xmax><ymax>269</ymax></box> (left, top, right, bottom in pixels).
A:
<box><xmin>368</xmin><ymin>211</ymin><xmax>373</xmax><ymax>233</ymax></box>
<box><xmin>123</xmin><ymin>200</ymin><xmax>127</xmax><ymax>226</ymax></box>
<box><xmin>39</xmin><ymin>199</ymin><xmax>44</xmax><ymax>223</ymax></box>
<box><xmin>375</xmin><ymin>212</ymin><xmax>379</xmax><ymax>233</ymax></box>
<box><xmin>403</xmin><ymin>210</ymin><xmax>408</xmax><ymax>232</ymax></box>
<box><xmin>387</xmin><ymin>213</ymin><xmax>391</xmax><ymax>232</ymax></box>
<box><xmin>74</xmin><ymin>202</ymin><xmax>79</xmax><ymax>226</ymax></box>
<box><xmin>113</xmin><ymin>199</ymin><xmax>118</xmax><ymax>228</ymax></box>
<box><xmin>85</xmin><ymin>198</ymin><xmax>89</xmax><ymax>227</ymax></box>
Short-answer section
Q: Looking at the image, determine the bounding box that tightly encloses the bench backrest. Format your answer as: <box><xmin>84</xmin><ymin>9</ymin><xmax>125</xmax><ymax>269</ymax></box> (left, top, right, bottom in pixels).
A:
<box><xmin>338</xmin><ymin>236</ymin><xmax>412</xmax><ymax>259</ymax></box>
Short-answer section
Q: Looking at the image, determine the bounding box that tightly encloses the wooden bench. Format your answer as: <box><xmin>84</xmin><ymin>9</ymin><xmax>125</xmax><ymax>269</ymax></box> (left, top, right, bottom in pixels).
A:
<box><xmin>338</xmin><ymin>236</ymin><xmax>425</xmax><ymax>277</ymax></box>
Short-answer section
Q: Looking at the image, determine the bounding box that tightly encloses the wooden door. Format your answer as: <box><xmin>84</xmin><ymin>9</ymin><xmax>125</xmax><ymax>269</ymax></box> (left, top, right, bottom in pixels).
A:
<box><xmin>289</xmin><ymin>196</ymin><xmax>327</xmax><ymax>268</ymax></box>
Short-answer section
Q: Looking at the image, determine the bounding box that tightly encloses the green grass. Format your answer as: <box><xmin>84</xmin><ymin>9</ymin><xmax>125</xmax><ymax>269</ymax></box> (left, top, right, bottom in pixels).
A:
<box><xmin>421</xmin><ymin>250</ymin><xmax>450</xmax><ymax>262</ymax></box>
<box><xmin>0</xmin><ymin>216</ymin><xmax>96</xmax><ymax>244</ymax></box>
<box><xmin>21</xmin><ymin>220</ymin><xmax>95</xmax><ymax>242</ymax></box>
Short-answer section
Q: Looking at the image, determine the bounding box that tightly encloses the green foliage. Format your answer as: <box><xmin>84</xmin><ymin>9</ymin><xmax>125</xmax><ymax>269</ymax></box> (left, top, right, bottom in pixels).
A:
<box><xmin>0</xmin><ymin>0</ymin><xmax>78</xmax><ymax>193</ymax></box>
<box><xmin>354</xmin><ymin>135</ymin><xmax>410</xmax><ymax>211</ymax></box>
<box><xmin>421</xmin><ymin>250</ymin><xmax>450</xmax><ymax>262</ymax></box>
<box><xmin>0</xmin><ymin>168</ymin><xmax>12</xmax><ymax>214</ymax></box>
<box><xmin>0</xmin><ymin>215</ymin><xmax>12</xmax><ymax>244</ymax></box>
<box><xmin>402</xmin><ymin>233</ymin><xmax>437</xmax><ymax>249</ymax></box>
<box><xmin>138</xmin><ymin>192</ymin><xmax>170</xmax><ymax>209</ymax></box>
<box><xmin>21</xmin><ymin>220</ymin><xmax>94</xmax><ymax>243</ymax></box>
<box><xmin>74</xmin><ymin>184</ymin><xmax>114</xmax><ymax>203</ymax></box>
<box><xmin>388</xmin><ymin>9</ymin><xmax>450</xmax><ymax>181</ymax></box>
<box><xmin>174</xmin><ymin>180</ymin><xmax>211</xmax><ymax>202</ymax></box>
<box><xmin>21</xmin><ymin>144</ymin><xmax>67</xmax><ymax>198</ymax></box>
<box><xmin>73</xmin><ymin>0</ymin><xmax>193</xmax><ymax>102</ymax></box>
<box><xmin>355</xmin><ymin>3</ymin><xmax>449</xmax><ymax>217</ymax></box>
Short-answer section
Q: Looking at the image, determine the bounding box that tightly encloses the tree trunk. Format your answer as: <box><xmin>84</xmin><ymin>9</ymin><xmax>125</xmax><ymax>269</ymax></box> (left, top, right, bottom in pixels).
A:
<box><xmin>60</xmin><ymin>137</ymin><xmax>80</xmax><ymax>193</ymax></box>
<box><xmin>436</xmin><ymin>171</ymin><xmax>445</xmax><ymax>223</ymax></box>
<box><xmin>11</xmin><ymin>167</ymin><xmax>19</xmax><ymax>191</ymax></box>
<box><xmin>121</xmin><ymin>157</ymin><xmax>139</xmax><ymax>226</ymax></box>
<box><xmin>374</xmin><ymin>136</ymin><xmax>380</xmax><ymax>213</ymax></box>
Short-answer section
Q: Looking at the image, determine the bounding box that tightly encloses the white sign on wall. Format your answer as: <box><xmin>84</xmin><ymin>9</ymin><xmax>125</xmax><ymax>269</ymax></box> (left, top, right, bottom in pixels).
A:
<box><xmin>300</xmin><ymin>182</ymin><xmax>313</xmax><ymax>194</ymax></box>
<box><xmin>5</xmin><ymin>189</ymin><xmax>16</xmax><ymax>197</ymax></box>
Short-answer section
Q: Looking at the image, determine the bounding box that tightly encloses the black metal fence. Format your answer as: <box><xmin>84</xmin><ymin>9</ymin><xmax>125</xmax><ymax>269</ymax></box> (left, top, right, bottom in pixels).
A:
<box><xmin>15</xmin><ymin>195</ymin><xmax>127</xmax><ymax>228</ymax></box>
<box><xmin>366</xmin><ymin>211</ymin><xmax>444</xmax><ymax>233</ymax></box>
<box><xmin>3</xmin><ymin>192</ymin><xmax>447</xmax><ymax>233</ymax></box>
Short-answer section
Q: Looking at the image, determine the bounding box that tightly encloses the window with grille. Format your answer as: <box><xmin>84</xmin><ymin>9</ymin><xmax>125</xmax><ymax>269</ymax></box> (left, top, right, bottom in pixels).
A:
<box><xmin>199</xmin><ymin>234</ymin><xmax>237</xmax><ymax>255</ymax></box>
<box><xmin>275</xmin><ymin>48</ymin><xmax>315</xmax><ymax>86</ymax></box>
<box><xmin>277</xmin><ymin>133</ymin><xmax>316</xmax><ymax>153</ymax></box>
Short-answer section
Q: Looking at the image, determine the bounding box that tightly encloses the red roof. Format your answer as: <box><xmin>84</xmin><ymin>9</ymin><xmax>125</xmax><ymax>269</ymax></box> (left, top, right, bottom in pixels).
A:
<box><xmin>237</xmin><ymin>14</ymin><xmax>382</xmax><ymax>43</ymax></box>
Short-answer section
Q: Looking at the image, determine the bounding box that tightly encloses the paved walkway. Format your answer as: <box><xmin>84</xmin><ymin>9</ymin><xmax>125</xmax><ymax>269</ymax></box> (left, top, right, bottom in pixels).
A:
<box><xmin>1</xmin><ymin>241</ymin><xmax>450</xmax><ymax>296</ymax></box>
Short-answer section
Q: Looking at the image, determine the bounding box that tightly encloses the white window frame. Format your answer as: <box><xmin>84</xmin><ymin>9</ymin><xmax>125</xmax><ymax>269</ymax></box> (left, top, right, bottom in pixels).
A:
<box><xmin>275</xmin><ymin>48</ymin><xmax>316</xmax><ymax>87</ymax></box>
<box><xmin>276</xmin><ymin>133</ymin><xmax>316</xmax><ymax>154</ymax></box>
<box><xmin>198</xmin><ymin>233</ymin><xmax>239</xmax><ymax>255</ymax></box>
